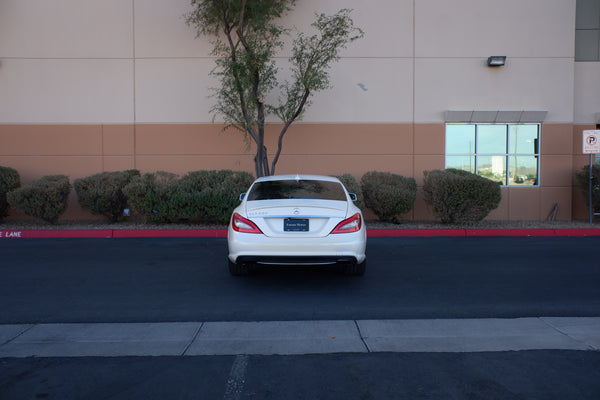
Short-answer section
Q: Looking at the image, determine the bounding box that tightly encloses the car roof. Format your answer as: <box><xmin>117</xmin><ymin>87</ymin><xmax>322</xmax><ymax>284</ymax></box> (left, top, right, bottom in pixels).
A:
<box><xmin>252</xmin><ymin>174</ymin><xmax>341</xmax><ymax>183</ymax></box>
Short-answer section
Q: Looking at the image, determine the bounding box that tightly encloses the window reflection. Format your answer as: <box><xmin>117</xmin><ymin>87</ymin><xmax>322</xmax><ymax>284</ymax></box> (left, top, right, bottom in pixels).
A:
<box><xmin>446</xmin><ymin>125</ymin><xmax>475</xmax><ymax>154</ymax></box>
<box><xmin>477</xmin><ymin>155</ymin><xmax>506</xmax><ymax>185</ymax></box>
<box><xmin>509</xmin><ymin>156</ymin><xmax>538</xmax><ymax>185</ymax></box>
<box><xmin>445</xmin><ymin>123</ymin><xmax>540</xmax><ymax>187</ymax></box>
<box><xmin>509</xmin><ymin>125</ymin><xmax>538</xmax><ymax>154</ymax></box>
<box><xmin>446</xmin><ymin>156</ymin><xmax>475</xmax><ymax>173</ymax></box>
<box><xmin>477</xmin><ymin>125</ymin><xmax>507</xmax><ymax>154</ymax></box>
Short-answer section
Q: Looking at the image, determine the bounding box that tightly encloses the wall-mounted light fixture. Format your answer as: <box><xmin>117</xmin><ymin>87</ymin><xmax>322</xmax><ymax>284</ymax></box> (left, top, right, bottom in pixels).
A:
<box><xmin>487</xmin><ymin>56</ymin><xmax>506</xmax><ymax>67</ymax></box>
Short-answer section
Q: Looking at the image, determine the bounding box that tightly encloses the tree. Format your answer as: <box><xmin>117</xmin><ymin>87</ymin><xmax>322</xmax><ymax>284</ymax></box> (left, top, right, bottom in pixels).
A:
<box><xmin>186</xmin><ymin>0</ymin><xmax>363</xmax><ymax>177</ymax></box>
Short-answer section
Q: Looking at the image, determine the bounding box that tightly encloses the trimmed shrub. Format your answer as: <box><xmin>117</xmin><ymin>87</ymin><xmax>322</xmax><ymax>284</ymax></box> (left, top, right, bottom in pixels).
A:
<box><xmin>335</xmin><ymin>174</ymin><xmax>364</xmax><ymax>210</ymax></box>
<box><xmin>575</xmin><ymin>164</ymin><xmax>600</xmax><ymax>212</ymax></box>
<box><xmin>423</xmin><ymin>168</ymin><xmax>501</xmax><ymax>224</ymax></box>
<box><xmin>7</xmin><ymin>175</ymin><xmax>72</xmax><ymax>224</ymax></box>
<box><xmin>122</xmin><ymin>171</ymin><xmax>181</xmax><ymax>223</ymax></box>
<box><xmin>123</xmin><ymin>170</ymin><xmax>255</xmax><ymax>224</ymax></box>
<box><xmin>179</xmin><ymin>170</ymin><xmax>255</xmax><ymax>223</ymax></box>
<box><xmin>360</xmin><ymin>171</ymin><xmax>417</xmax><ymax>222</ymax></box>
<box><xmin>74</xmin><ymin>170</ymin><xmax>140</xmax><ymax>222</ymax></box>
<box><xmin>0</xmin><ymin>166</ymin><xmax>20</xmax><ymax>220</ymax></box>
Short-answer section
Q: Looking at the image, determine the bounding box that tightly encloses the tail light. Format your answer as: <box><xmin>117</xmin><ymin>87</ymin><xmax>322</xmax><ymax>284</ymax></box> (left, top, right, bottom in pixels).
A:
<box><xmin>331</xmin><ymin>213</ymin><xmax>362</xmax><ymax>234</ymax></box>
<box><xmin>231</xmin><ymin>213</ymin><xmax>263</xmax><ymax>234</ymax></box>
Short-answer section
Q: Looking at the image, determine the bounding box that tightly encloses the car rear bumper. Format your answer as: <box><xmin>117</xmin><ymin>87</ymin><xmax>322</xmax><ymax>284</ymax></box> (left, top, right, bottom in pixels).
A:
<box><xmin>234</xmin><ymin>255</ymin><xmax>358</xmax><ymax>266</ymax></box>
<box><xmin>227</xmin><ymin>227</ymin><xmax>367</xmax><ymax>264</ymax></box>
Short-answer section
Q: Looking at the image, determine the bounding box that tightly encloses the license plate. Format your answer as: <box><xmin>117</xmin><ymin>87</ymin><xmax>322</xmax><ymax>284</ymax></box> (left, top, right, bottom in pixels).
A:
<box><xmin>284</xmin><ymin>218</ymin><xmax>309</xmax><ymax>232</ymax></box>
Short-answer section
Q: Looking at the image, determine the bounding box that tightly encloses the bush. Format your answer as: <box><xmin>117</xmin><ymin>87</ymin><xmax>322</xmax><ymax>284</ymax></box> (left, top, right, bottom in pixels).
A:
<box><xmin>360</xmin><ymin>171</ymin><xmax>417</xmax><ymax>222</ymax></box>
<box><xmin>0</xmin><ymin>166</ymin><xmax>20</xmax><ymax>220</ymax></box>
<box><xmin>74</xmin><ymin>170</ymin><xmax>140</xmax><ymax>222</ymax></box>
<box><xmin>423</xmin><ymin>169</ymin><xmax>501</xmax><ymax>224</ymax></box>
<box><xmin>575</xmin><ymin>164</ymin><xmax>600</xmax><ymax>212</ymax></box>
<box><xmin>7</xmin><ymin>175</ymin><xmax>72</xmax><ymax>224</ymax></box>
<box><xmin>179</xmin><ymin>170</ymin><xmax>254</xmax><ymax>223</ymax></box>
<box><xmin>335</xmin><ymin>174</ymin><xmax>364</xmax><ymax>209</ymax></box>
<box><xmin>123</xmin><ymin>171</ymin><xmax>181</xmax><ymax>223</ymax></box>
<box><xmin>123</xmin><ymin>170</ymin><xmax>255</xmax><ymax>224</ymax></box>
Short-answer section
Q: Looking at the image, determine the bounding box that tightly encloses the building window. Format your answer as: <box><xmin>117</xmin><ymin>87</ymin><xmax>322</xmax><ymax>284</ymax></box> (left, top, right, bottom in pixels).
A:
<box><xmin>575</xmin><ymin>0</ymin><xmax>600</xmax><ymax>61</ymax></box>
<box><xmin>446</xmin><ymin>124</ymin><xmax>540</xmax><ymax>186</ymax></box>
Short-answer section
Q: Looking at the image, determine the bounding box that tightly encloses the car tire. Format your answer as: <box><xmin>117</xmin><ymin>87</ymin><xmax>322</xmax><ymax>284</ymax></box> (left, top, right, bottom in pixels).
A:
<box><xmin>228</xmin><ymin>259</ymin><xmax>248</xmax><ymax>276</ymax></box>
<box><xmin>344</xmin><ymin>259</ymin><xmax>366</xmax><ymax>276</ymax></box>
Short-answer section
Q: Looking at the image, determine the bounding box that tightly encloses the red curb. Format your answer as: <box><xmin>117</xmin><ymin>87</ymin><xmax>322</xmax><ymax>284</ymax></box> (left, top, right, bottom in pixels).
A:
<box><xmin>368</xmin><ymin>229</ymin><xmax>466</xmax><ymax>237</ymax></box>
<box><xmin>465</xmin><ymin>229</ymin><xmax>556</xmax><ymax>237</ymax></box>
<box><xmin>112</xmin><ymin>229</ymin><xmax>227</xmax><ymax>238</ymax></box>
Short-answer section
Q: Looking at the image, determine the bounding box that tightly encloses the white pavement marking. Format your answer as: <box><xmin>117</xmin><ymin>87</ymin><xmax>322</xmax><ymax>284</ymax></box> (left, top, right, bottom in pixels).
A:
<box><xmin>223</xmin><ymin>355</ymin><xmax>249</xmax><ymax>400</ymax></box>
<box><xmin>0</xmin><ymin>318</ymin><xmax>599</xmax><ymax>358</ymax></box>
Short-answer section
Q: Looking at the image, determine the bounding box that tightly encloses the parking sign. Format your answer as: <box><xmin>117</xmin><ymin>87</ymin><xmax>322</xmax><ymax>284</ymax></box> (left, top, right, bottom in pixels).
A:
<box><xmin>583</xmin><ymin>130</ymin><xmax>600</xmax><ymax>154</ymax></box>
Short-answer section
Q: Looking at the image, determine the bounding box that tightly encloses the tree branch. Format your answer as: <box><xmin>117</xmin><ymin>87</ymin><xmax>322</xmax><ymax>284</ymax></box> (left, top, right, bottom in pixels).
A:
<box><xmin>271</xmin><ymin>87</ymin><xmax>310</xmax><ymax>174</ymax></box>
<box><xmin>222</xmin><ymin>20</ymin><xmax>258</xmax><ymax>145</ymax></box>
<box><xmin>237</xmin><ymin>0</ymin><xmax>247</xmax><ymax>35</ymax></box>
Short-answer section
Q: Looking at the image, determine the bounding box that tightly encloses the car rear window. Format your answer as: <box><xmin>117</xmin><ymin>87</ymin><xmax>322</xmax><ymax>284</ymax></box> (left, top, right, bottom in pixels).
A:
<box><xmin>247</xmin><ymin>180</ymin><xmax>346</xmax><ymax>201</ymax></box>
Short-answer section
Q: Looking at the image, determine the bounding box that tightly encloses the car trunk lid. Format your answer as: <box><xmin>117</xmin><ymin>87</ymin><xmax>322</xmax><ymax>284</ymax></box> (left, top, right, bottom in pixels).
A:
<box><xmin>245</xmin><ymin>199</ymin><xmax>348</xmax><ymax>238</ymax></box>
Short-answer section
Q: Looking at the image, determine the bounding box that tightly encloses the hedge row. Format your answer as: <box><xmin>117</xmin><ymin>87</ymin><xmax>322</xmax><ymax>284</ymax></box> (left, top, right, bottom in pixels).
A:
<box><xmin>1</xmin><ymin>166</ymin><xmax>511</xmax><ymax>224</ymax></box>
<box><xmin>1</xmin><ymin>168</ymin><xmax>255</xmax><ymax>225</ymax></box>
<box><xmin>122</xmin><ymin>170</ymin><xmax>255</xmax><ymax>224</ymax></box>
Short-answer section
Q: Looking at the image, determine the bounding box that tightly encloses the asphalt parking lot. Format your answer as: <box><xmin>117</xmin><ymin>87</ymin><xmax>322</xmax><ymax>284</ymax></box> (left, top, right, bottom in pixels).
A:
<box><xmin>1</xmin><ymin>236</ymin><xmax>599</xmax><ymax>399</ymax></box>
<box><xmin>1</xmin><ymin>236</ymin><xmax>600</xmax><ymax>323</ymax></box>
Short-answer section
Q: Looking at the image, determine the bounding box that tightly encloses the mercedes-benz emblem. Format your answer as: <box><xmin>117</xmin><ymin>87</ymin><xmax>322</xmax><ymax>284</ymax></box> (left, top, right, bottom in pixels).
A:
<box><xmin>293</xmin><ymin>208</ymin><xmax>300</xmax><ymax>215</ymax></box>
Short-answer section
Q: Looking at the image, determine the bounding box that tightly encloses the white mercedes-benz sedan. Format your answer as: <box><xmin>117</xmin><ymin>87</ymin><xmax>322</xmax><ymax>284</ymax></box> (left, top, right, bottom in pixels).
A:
<box><xmin>227</xmin><ymin>174</ymin><xmax>367</xmax><ymax>276</ymax></box>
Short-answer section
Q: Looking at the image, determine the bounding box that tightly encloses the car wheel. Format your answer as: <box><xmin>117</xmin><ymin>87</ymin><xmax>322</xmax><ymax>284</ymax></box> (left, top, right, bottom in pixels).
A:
<box><xmin>228</xmin><ymin>259</ymin><xmax>247</xmax><ymax>276</ymax></box>
<box><xmin>344</xmin><ymin>259</ymin><xmax>366</xmax><ymax>276</ymax></box>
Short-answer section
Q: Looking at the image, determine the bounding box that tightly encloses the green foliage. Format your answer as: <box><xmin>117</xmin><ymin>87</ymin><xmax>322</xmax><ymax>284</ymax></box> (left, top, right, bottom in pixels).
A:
<box><xmin>186</xmin><ymin>0</ymin><xmax>295</xmax><ymax>37</ymax></box>
<box><xmin>423</xmin><ymin>169</ymin><xmax>501</xmax><ymax>224</ymax></box>
<box><xmin>360</xmin><ymin>171</ymin><xmax>417</xmax><ymax>222</ymax></box>
<box><xmin>123</xmin><ymin>172</ymin><xmax>181</xmax><ymax>223</ymax></box>
<box><xmin>179</xmin><ymin>170</ymin><xmax>255</xmax><ymax>223</ymax></box>
<box><xmin>0</xmin><ymin>166</ymin><xmax>21</xmax><ymax>220</ymax></box>
<box><xmin>7</xmin><ymin>175</ymin><xmax>71</xmax><ymax>224</ymax></box>
<box><xmin>335</xmin><ymin>174</ymin><xmax>364</xmax><ymax>210</ymax></box>
<box><xmin>575</xmin><ymin>164</ymin><xmax>600</xmax><ymax>212</ymax></box>
<box><xmin>272</xmin><ymin>9</ymin><xmax>364</xmax><ymax>122</ymax></box>
<box><xmin>186</xmin><ymin>1</ymin><xmax>363</xmax><ymax>177</ymax></box>
<box><xmin>74</xmin><ymin>170</ymin><xmax>140</xmax><ymax>222</ymax></box>
<box><xmin>123</xmin><ymin>170</ymin><xmax>255</xmax><ymax>224</ymax></box>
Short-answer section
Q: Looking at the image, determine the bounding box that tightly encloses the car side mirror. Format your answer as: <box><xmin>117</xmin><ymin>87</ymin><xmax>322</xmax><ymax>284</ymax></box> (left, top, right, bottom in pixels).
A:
<box><xmin>349</xmin><ymin>193</ymin><xmax>357</xmax><ymax>202</ymax></box>
<box><xmin>239</xmin><ymin>193</ymin><xmax>246</xmax><ymax>201</ymax></box>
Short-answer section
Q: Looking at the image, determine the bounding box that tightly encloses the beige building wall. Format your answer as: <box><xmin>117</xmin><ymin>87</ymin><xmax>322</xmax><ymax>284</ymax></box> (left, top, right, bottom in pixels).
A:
<box><xmin>0</xmin><ymin>0</ymin><xmax>594</xmax><ymax>221</ymax></box>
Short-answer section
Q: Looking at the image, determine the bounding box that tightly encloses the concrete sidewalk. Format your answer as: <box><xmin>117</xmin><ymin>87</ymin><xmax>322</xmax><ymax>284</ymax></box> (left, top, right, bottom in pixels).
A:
<box><xmin>1</xmin><ymin>317</ymin><xmax>598</xmax><ymax>358</ymax></box>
